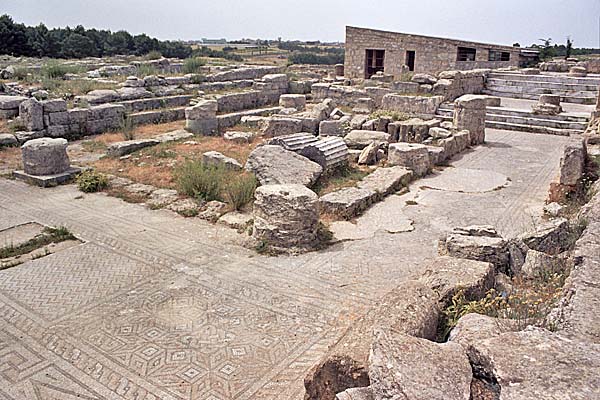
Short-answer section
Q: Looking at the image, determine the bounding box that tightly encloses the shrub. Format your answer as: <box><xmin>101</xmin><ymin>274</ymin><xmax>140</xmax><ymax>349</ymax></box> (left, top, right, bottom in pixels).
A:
<box><xmin>11</xmin><ymin>66</ymin><xmax>30</xmax><ymax>80</ymax></box>
<box><xmin>119</xmin><ymin>116</ymin><xmax>135</xmax><ymax>140</ymax></box>
<box><xmin>288</xmin><ymin>52</ymin><xmax>344</xmax><ymax>65</ymax></box>
<box><xmin>189</xmin><ymin>74</ymin><xmax>206</xmax><ymax>84</ymax></box>
<box><xmin>145</xmin><ymin>50</ymin><xmax>162</xmax><ymax>60</ymax></box>
<box><xmin>42</xmin><ymin>62</ymin><xmax>82</xmax><ymax>79</ymax></box>
<box><xmin>135</xmin><ymin>64</ymin><xmax>158</xmax><ymax>77</ymax></box>
<box><xmin>183</xmin><ymin>57</ymin><xmax>205</xmax><ymax>74</ymax></box>
<box><xmin>174</xmin><ymin>160</ymin><xmax>226</xmax><ymax>201</ymax></box>
<box><xmin>224</xmin><ymin>173</ymin><xmax>257</xmax><ymax>210</ymax></box>
<box><xmin>77</xmin><ymin>169</ymin><xmax>109</xmax><ymax>193</ymax></box>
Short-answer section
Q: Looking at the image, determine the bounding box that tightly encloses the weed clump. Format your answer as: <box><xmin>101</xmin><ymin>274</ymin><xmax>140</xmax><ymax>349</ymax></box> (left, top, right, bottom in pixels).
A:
<box><xmin>77</xmin><ymin>169</ymin><xmax>109</xmax><ymax>193</ymax></box>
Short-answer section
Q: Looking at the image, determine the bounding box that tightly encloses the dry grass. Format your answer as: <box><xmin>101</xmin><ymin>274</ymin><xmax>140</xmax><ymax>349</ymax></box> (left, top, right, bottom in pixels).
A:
<box><xmin>93</xmin><ymin>135</ymin><xmax>259</xmax><ymax>190</ymax></box>
<box><xmin>89</xmin><ymin>121</ymin><xmax>185</xmax><ymax>146</ymax></box>
<box><xmin>313</xmin><ymin>164</ymin><xmax>371</xmax><ymax>195</ymax></box>
<box><xmin>0</xmin><ymin>147</ymin><xmax>22</xmax><ymax>175</ymax></box>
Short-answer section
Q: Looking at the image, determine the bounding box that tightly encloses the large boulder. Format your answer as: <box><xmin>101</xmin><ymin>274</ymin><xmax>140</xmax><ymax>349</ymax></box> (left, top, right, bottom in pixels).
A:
<box><xmin>304</xmin><ymin>280</ymin><xmax>440</xmax><ymax>400</ymax></box>
<box><xmin>344</xmin><ymin>130</ymin><xmax>390</xmax><ymax>150</ymax></box>
<box><xmin>467</xmin><ymin>327</ymin><xmax>600</xmax><ymax>400</ymax></box>
<box><xmin>252</xmin><ymin>184</ymin><xmax>319</xmax><ymax>253</ymax></box>
<box><xmin>21</xmin><ymin>137</ymin><xmax>70</xmax><ymax>176</ymax></box>
<box><xmin>245</xmin><ymin>145</ymin><xmax>322</xmax><ymax>186</ymax></box>
<box><xmin>419</xmin><ymin>256</ymin><xmax>495</xmax><ymax>305</ymax></box>
<box><xmin>369</xmin><ymin>330</ymin><xmax>472</xmax><ymax>400</ymax></box>
<box><xmin>202</xmin><ymin>151</ymin><xmax>242</xmax><ymax>171</ymax></box>
<box><xmin>439</xmin><ymin>226</ymin><xmax>509</xmax><ymax>270</ymax></box>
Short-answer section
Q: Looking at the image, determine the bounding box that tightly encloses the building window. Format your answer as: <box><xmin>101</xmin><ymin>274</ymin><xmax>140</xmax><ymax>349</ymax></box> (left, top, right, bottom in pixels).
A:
<box><xmin>457</xmin><ymin>47</ymin><xmax>477</xmax><ymax>62</ymax></box>
<box><xmin>489</xmin><ymin>50</ymin><xmax>510</xmax><ymax>61</ymax></box>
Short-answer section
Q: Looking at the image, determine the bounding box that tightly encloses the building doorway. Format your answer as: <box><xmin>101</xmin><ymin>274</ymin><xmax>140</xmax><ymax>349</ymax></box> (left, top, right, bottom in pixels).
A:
<box><xmin>406</xmin><ymin>50</ymin><xmax>415</xmax><ymax>71</ymax></box>
<box><xmin>365</xmin><ymin>49</ymin><xmax>385</xmax><ymax>78</ymax></box>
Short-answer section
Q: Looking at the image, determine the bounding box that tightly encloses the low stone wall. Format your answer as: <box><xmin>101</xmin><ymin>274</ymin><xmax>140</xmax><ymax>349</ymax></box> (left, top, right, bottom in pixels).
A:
<box><xmin>206</xmin><ymin>65</ymin><xmax>283</xmax><ymax>82</ymax></box>
<box><xmin>119</xmin><ymin>95</ymin><xmax>193</xmax><ymax>113</ymax></box>
<box><xmin>433</xmin><ymin>69</ymin><xmax>489</xmax><ymax>101</ymax></box>
<box><xmin>15</xmin><ymin>98</ymin><xmax>125</xmax><ymax>142</ymax></box>
<box><xmin>381</xmin><ymin>94</ymin><xmax>444</xmax><ymax>114</ymax></box>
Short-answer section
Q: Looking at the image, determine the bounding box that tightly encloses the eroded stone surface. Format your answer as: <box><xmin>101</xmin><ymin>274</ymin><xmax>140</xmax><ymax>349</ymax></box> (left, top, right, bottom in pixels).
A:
<box><xmin>245</xmin><ymin>145</ymin><xmax>322</xmax><ymax>186</ymax></box>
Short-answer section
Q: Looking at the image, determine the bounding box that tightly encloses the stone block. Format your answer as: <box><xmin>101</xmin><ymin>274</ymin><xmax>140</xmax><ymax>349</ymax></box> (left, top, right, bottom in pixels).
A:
<box><xmin>387</xmin><ymin>143</ymin><xmax>431</xmax><ymax>177</ymax></box>
<box><xmin>41</xmin><ymin>99</ymin><xmax>68</xmax><ymax>113</ymax></box>
<box><xmin>252</xmin><ymin>184</ymin><xmax>319</xmax><ymax>253</ymax></box>
<box><xmin>21</xmin><ymin>137</ymin><xmax>70</xmax><ymax>176</ymax></box>
<box><xmin>19</xmin><ymin>98</ymin><xmax>44</xmax><ymax>131</ymax></box>
<box><xmin>319</xmin><ymin>187</ymin><xmax>376</xmax><ymax>219</ymax></box>
<box><xmin>453</xmin><ymin>94</ymin><xmax>486</xmax><ymax>145</ymax></box>
<box><xmin>344</xmin><ymin>130</ymin><xmax>390</xmax><ymax>149</ymax></box>
<box><xmin>245</xmin><ymin>145</ymin><xmax>322</xmax><ymax>186</ymax></box>
<box><xmin>279</xmin><ymin>94</ymin><xmax>306</xmax><ymax>111</ymax></box>
<box><xmin>202</xmin><ymin>151</ymin><xmax>242</xmax><ymax>170</ymax></box>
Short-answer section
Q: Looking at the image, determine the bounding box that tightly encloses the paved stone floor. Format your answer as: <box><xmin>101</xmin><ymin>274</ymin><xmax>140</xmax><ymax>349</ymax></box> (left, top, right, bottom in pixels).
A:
<box><xmin>0</xmin><ymin>129</ymin><xmax>573</xmax><ymax>399</ymax></box>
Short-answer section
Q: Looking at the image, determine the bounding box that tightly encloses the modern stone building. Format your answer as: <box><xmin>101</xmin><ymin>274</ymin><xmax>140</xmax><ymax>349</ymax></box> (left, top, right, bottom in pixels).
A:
<box><xmin>345</xmin><ymin>26</ymin><xmax>520</xmax><ymax>78</ymax></box>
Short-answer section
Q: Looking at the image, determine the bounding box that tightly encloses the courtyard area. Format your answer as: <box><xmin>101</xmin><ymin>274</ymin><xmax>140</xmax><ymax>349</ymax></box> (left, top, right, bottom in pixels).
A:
<box><xmin>0</xmin><ymin>128</ymin><xmax>572</xmax><ymax>399</ymax></box>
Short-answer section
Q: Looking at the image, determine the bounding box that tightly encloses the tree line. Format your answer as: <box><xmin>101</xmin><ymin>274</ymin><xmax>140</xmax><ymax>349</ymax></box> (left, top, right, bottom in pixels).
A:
<box><xmin>0</xmin><ymin>14</ymin><xmax>193</xmax><ymax>59</ymax></box>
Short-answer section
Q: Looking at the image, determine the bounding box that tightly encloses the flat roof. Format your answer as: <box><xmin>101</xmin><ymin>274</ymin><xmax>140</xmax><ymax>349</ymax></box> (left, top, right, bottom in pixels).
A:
<box><xmin>346</xmin><ymin>26</ymin><xmax>517</xmax><ymax>52</ymax></box>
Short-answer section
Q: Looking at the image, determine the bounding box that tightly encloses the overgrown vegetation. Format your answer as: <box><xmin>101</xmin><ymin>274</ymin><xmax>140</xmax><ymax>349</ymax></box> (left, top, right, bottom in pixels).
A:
<box><xmin>182</xmin><ymin>57</ymin><xmax>205</xmax><ymax>74</ymax></box>
<box><xmin>41</xmin><ymin>61</ymin><xmax>83</xmax><ymax>79</ymax></box>
<box><xmin>191</xmin><ymin>46</ymin><xmax>244</xmax><ymax>62</ymax></box>
<box><xmin>313</xmin><ymin>164</ymin><xmax>370</xmax><ymax>195</ymax></box>
<box><xmin>0</xmin><ymin>226</ymin><xmax>76</xmax><ymax>260</ymax></box>
<box><xmin>224</xmin><ymin>173</ymin><xmax>257</xmax><ymax>211</ymax></box>
<box><xmin>174</xmin><ymin>159</ymin><xmax>256</xmax><ymax>209</ymax></box>
<box><xmin>76</xmin><ymin>169</ymin><xmax>109</xmax><ymax>193</ymax></box>
<box><xmin>369</xmin><ymin>110</ymin><xmax>412</xmax><ymax>121</ymax></box>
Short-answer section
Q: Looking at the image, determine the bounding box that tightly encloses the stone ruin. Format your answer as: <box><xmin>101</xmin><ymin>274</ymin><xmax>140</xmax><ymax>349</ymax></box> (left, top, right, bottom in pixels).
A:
<box><xmin>13</xmin><ymin>137</ymin><xmax>81</xmax><ymax>187</ymax></box>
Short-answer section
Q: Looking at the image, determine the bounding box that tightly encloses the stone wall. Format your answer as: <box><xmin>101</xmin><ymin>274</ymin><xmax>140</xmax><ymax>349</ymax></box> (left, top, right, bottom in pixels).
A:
<box><xmin>15</xmin><ymin>98</ymin><xmax>125</xmax><ymax>142</ymax></box>
<box><xmin>381</xmin><ymin>95</ymin><xmax>444</xmax><ymax>115</ymax></box>
<box><xmin>345</xmin><ymin>26</ymin><xmax>519</xmax><ymax>78</ymax></box>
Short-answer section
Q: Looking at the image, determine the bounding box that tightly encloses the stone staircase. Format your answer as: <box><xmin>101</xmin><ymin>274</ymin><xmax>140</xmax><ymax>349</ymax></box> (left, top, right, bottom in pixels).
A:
<box><xmin>483</xmin><ymin>72</ymin><xmax>600</xmax><ymax>105</ymax></box>
<box><xmin>120</xmin><ymin>95</ymin><xmax>194</xmax><ymax>126</ymax></box>
<box><xmin>436</xmin><ymin>104</ymin><xmax>590</xmax><ymax>136</ymax></box>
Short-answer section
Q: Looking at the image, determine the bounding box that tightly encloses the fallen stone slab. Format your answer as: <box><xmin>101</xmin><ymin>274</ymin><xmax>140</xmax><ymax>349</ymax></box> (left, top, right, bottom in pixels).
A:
<box><xmin>304</xmin><ymin>280</ymin><xmax>440</xmax><ymax>400</ymax></box>
<box><xmin>335</xmin><ymin>387</ymin><xmax>373</xmax><ymax>400</ymax></box>
<box><xmin>344</xmin><ymin>130</ymin><xmax>390</xmax><ymax>150</ymax></box>
<box><xmin>419</xmin><ymin>256</ymin><xmax>496</xmax><ymax>305</ymax></box>
<box><xmin>439</xmin><ymin>229</ymin><xmax>509</xmax><ymax>270</ymax></box>
<box><xmin>260</xmin><ymin>116</ymin><xmax>304</xmax><ymax>137</ymax></box>
<box><xmin>217</xmin><ymin>211</ymin><xmax>253</xmax><ymax>230</ymax></box>
<box><xmin>448</xmin><ymin>313</ymin><xmax>517</xmax><ymax>349</ymax></box>
<box><xmin>467</xmin><ymin>327</ymin><xmax>600</xmax><ymax>400</ymax></box>
<box><xmin>0</xmin><ymin>133</ymin><xmax>18</xmax><ymax>147</ymax></box>
<box><xmin>369</xmin><ymin>330</ymin><xmax>472</xmax><ymax>400</ymax></box>
<box><xmin>202</xmin><ymin>151</ymin><xmax>242</xmax><ymax>171</ymax></box>
<box><xmin>319</xmin><ymin>187</ymin><xmax>376</xmax><ymax>219</ymax></box>
<box><xmin>356</xmin><ymin>166</ymin><xmax>413</xmax><ymax>197</ymax></box>
<box><xmin>519</xmin><ymin>218</ymin><xmax>570</xmax><ymax>255</ymax></box>
<box><xmin>106</xmin><ymin>139</ymin><xmax>160</xmax><ymax>157</ymax></box>
<box><xmin>223</xmin><ymin>131</ymin><xmax>255</xmax><ymax>144</ymax></box>
<box><xmin>154</xmin><ymin>129</ymin><xmax>194</xmax><ymax>143</ymax></box>
<box><xmin>146</xmin><ymin>189</ymin><xmax>179</xmax><ymax>208</ymax></box>
<box><xmin>198</xmin><ymin>200</ymin><xmax>228</xmax><ymax>222</ymax></box>
<box><xmin>245</xmin><ymin>145</ymin><xmax>322</xmax><ymax>187</ymax></box>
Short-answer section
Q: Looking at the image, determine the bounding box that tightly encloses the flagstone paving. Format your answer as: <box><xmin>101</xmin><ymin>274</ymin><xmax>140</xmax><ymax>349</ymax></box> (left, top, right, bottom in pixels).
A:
<box><xmin>0</xmin><ymin>129</ymin><xmax>573</xmax><ymax>399</ymax></box>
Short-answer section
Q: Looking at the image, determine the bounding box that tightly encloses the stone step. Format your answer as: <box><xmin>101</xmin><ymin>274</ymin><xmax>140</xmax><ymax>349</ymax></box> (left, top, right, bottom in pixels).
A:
<box><xmin>216</xmin><ymin>106</ymin><xmax>282</xmax><ymax>130</ymax></box>
<box><xmin>487</xmin><ymin>72</ymin><xmax>600</xmax><ymax>86</ymax></box>
<box><xmin>481</xmin><ymin>89</ymin><xmax>596</xmax><ymax>105</ymax></box>
<box><xmin>437</xmin><ymin>105</ymin><xmax>589</xmax><ymax>123</ymax></box>
<box><xmin>118</xmin><ymin>95</ymin><xmax>194</xmax><ymax>113</ymax></box>
<box><xmin>435</xmin><ymin>113</ymin><xmax>581</xmax><ymax>135</ymax></box>
<box><xmin>484</xmin><ymin>83</ymin><xmax>597</xmax><ymax>99</ymax></box>
<box><xmin>128</xmin><ymin>107</ymin><xmax>186</xmax><ymax>126</ymax></box>
<box><xmin>486</xmin><ymin>77</ymin><xmax>600</xmax><ymax>92</ymax></box>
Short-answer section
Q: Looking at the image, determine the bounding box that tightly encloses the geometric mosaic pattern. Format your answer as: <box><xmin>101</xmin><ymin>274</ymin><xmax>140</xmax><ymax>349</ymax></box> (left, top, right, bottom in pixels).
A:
<box><xmin>0</xmin><ymin>130</ymin><xmax>571</xmax><ymax>399</ymax></box>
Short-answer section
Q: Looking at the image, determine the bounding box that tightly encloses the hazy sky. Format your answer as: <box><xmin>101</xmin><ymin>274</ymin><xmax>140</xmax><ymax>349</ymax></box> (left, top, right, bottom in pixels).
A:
<box><xmin>1</xmin><ymin>0</ymin><xmax>599</xmax><ymax>47</ymax></box>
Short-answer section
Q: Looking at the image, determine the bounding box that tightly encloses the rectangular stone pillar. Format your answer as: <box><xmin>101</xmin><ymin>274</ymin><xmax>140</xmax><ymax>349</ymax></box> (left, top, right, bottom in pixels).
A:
<box><xmin>185</xmin><ymin>99</ymin><xmax>218</xmax><ymax>135</ymax></box>
<box><xmin>453</xmin><ymin>95</ymin><xmax>486</xmax><ymax>145</ymax></box>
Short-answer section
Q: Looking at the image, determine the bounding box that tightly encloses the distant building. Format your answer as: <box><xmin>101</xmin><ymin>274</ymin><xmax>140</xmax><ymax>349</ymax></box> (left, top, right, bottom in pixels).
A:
<box><xmin>344</xmin><ymin>26</ymin><xmax>521</xmax><ymax>78</ymax></box>
<box><xmin>201</xmin><ymin>38</ymin><xmax>227</xmax><ymax>45</ymax></box>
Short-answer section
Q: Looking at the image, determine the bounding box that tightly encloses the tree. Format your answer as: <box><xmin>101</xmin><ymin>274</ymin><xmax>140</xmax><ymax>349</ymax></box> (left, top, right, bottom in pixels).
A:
<box><xmin>62</xmin><ymin>33</ymin><xmax>95</xmax><ymax>58</ymax></box>
<box><xmin>0</xmin><ymin>15</ymin><xmax>29</xmax><ymax>55</ymax></box>
<box><xmin>565</xmin><ymin>37</ymin><xmax>573</xmax><ymax>59</ymax></box>
<box><xmin>537</xmin><ymin>38</ymin><xmax>556</xmax><ymax>60</ymax></box>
